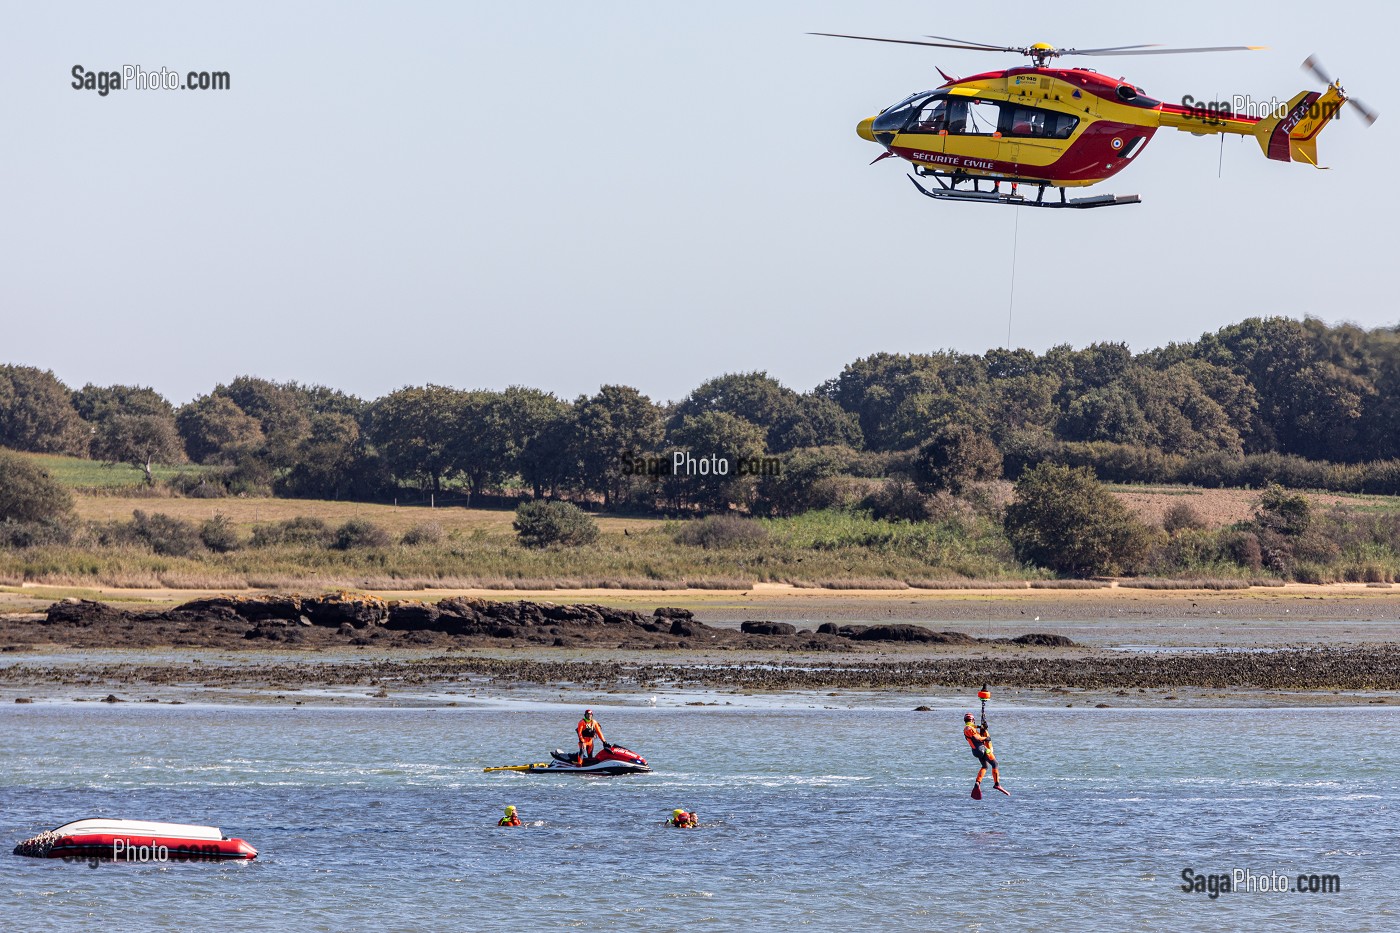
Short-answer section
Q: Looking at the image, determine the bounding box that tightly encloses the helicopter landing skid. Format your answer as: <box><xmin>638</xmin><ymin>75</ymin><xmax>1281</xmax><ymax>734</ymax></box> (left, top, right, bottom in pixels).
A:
<box><xmin>908</xmin><ymin>173</ymin><xmax>1140</xmax><ymax>209</ymax></box>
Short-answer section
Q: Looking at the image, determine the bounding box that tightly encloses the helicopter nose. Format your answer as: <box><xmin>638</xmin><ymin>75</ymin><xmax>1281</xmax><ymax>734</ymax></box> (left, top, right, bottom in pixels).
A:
<box><xmin>857</xmin><ymin>116</ymin><xmax>876</xmax><ymax>142</ymax></box>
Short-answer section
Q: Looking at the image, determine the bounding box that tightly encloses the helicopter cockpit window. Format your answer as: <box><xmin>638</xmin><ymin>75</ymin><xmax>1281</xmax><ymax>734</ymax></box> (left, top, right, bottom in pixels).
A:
<box><xmin>872</xmin><ymin>91</ymin><xmax>938</xmax><ymax>135</ymax></box>
<box><xmin>911</xmin><ymin>99</ymin><xmax>949</xmax><ymax>133</ymax></box>
<box><xmin>880</xmin><ymin>91</ymin><xmax>935</xmax><ymax>114</ymax></box>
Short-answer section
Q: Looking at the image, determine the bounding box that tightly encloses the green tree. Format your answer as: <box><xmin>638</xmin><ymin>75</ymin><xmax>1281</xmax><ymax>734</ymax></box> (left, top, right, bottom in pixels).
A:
<box><xmin>671</xmin><ymin>372</ymin><xmax>845</xmax><ymax>452</ymax></box>
<box><xmin>1046</xmin><ymin>341</ymin><xmax>1134</xmax><ymax>402</ymax></box>
<box><xmin>177</xmin><ymin>395</ymin><xmax>265</xmax><ymax>464</ymax></box>
<box><xmin>820</xmin><ymin>351</ymin><xmax>986</xmax><ymax>451</ymax></box>
<box><xmin>1172</xmin><ymin>359</ymin><xmax>1260</xmax><ymax>449</ymax></box>
<box><xmin>1126</xmin><ymin>366</ymin><xmax>1243</xmax><ymax>456</ymax></box>
<box><xmin>93</xmin><ymin>413</ymin><xmax>187</xmax><ymax>484</ymax></box>
<box><xmin>72</xmin><ymin>384</ymin><xmax>172</xmax><ymax>423</ymax></box>
<box><xmin>289</xmin><ymin>383</ymin><xmax>366</xmax><ymax>420</ymax></box>
<box><xmin>1003</xmin><ymin>463</ymin><xmax>1150</xmax><ymax>576</ymax></box>
<box><xmin>884</xmin><ymin>390</ymin><xmax>988</xmax><ymax>451</ymax></box>
<box><xmin>456</xmin><ymin>387</ymin><xmax>567</xmax><ymax>501</ymax></box>
<box><xmin>669</xmin><ymin>411</ymin><xmax>768</xmax><ymax>512</ymax></box>
<box><xmin>213</xmin><ymin>376</ymin><xmax>312</xmax><ymax>467</ymax></box>
<box><xmin>368</xmin><ymin>385</ymin><xmax>467</xmax><ymax>494</ymax></box>
<box><xmin>1192</xmin><ymin>317</ymin><xmax>1369</xmax><ymax>459</ymax></box>
<box><xmin>913</xmin><ymin>425</ymin><xmax>1002</xmax><ymax>494</ymax></box>
<box><xmin>0</xmin><ymin>366</ymin><xmax>88</xmax><ymax>455</ymax></box>
<box><xmin>1059</xmin><ymin>384</ymin><xmax>1150</xmax><ymax>447</ymax></box>
<box><xmin>774</xmin><ymin>393</ymin><xmax>864</xmax><ymax>451</ymax></box>
<box><xmin>278</xmin><ymin>412</ymin><xmax>390</xmax><ymax>500</ymax></box>
<box><xmin>754</xmin><ymin>445</ymin><xmax>853</xmax><ymax>517</ymax></box>
<box><xmin>76</xmin><ymin>384</ymin><xmax>185</xmax><ymax>483</ymax></box>
<box><xmin>516</xmin><ymin>396</ymin><xmax>577</xmax><ymax>499</ymax></box>
<box><xmin>571</xmin><ymin>385</ymin><xmax>664</xmax><ymax>507</ymax></box>
<box><xmin>0</xmin><ymin>449</ymin><xmax>75</xmax><ymax>523</ymax></box>
<box><xmin>1286</xmin><ymin>362</ymin><xmax>1373</xmax><ymax>461</ymax></box>
<box><xmin>982</xmin><ymin>368</ymin><xmax>1060</xmax><ymax>446</ymax></box>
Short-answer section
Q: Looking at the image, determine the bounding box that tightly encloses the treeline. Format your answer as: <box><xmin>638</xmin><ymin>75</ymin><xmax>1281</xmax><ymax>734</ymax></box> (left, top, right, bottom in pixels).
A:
<box><xmin>3</xmin><ymin>316</ymin><xmax>1400</xmax><ymax>511</ymax></box>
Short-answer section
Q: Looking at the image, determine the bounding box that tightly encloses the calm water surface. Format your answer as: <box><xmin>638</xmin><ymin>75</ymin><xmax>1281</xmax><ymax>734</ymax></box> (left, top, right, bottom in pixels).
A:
<box><xmin>3</xmin><ymin>702</ymin><xmax>1395</xmax><ymax>931</ymax></box>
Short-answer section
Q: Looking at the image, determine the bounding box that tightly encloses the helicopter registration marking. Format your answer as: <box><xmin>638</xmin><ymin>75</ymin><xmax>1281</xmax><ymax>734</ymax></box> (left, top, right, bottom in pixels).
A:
<box><xmin>909</xmin><ymin>152</ymin><xmax>995</xmax><ymax>170</ymax></box>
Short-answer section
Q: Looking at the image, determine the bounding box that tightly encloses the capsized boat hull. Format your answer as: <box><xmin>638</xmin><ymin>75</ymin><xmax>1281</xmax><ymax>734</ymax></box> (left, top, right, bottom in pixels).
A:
<box><xmin>13</xmin><ymin>818</ymin><xmax>257</xmax><ymax>860</ymax></box>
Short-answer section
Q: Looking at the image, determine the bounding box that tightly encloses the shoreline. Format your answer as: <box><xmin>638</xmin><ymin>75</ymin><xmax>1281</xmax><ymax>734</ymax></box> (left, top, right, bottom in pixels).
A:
<box><xmin>5</xmin><ymin>578</ymin><xmax>1400</xmax><ymax>615</ymax></box>
<box><xmin>4</xmin><ymin>585</ymin><xmax>1398</xmax><ymax>708</ymax></box>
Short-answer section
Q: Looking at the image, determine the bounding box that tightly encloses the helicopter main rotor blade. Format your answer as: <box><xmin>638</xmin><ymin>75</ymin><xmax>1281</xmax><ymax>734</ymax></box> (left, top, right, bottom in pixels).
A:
<box><xmin>1062</xmin><ymin>44</ymin><xmax>1161</xmax><ymax>54</ymax></box>
<box><xmin>922</xmin><ymin>34</ymin><xmax>1020</xmax><ymax>50</ymax></box>
<box><xmin>1069</xmin><ymin>45</ymin><xmax>1266</xmax><ymax>56</ymax></box>
<box><xmin>808</xmin><ymin>32</ymin><xmax>1018</xmax><ymax>53</ymax></box>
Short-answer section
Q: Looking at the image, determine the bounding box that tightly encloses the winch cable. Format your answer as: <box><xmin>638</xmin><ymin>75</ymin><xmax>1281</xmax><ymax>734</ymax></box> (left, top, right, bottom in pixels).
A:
<box><xmin>1006</xmin><ymin>205</ymin><xmax>1021</xmax><ymax>348</ymax></box>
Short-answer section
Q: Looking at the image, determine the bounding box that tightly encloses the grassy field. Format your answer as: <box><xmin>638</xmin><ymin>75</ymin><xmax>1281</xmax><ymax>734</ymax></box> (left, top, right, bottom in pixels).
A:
<box><xmin>1</xmin><ymin>498</ymin><xmax>1036</xmax><ymax>591</ymax></box>
<box><xmin>8</xmin><ymin>453</ymin><xmax>1400</xmax><ymax>591</ymax></box>
<box><xmin>1106</xmin><ymin>484</ymin><xmax>1400</xmax><ymax>527</ymax></box>
<box><xmin>70</xmin><ymin>495</ymin><xmax>662</xmax><ymax>536</ymax></box>
<box><xmin>19</xmin><ymin>452</ymin><xmax>210</xmax><ymax>490</ymax></box>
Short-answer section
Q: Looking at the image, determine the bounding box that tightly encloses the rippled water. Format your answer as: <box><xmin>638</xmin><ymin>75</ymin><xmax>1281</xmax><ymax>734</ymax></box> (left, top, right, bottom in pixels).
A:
<box><xmin>3</xmin><ymin>702</ymin><xmax>1395</xmax><ymax>931</ymax></box>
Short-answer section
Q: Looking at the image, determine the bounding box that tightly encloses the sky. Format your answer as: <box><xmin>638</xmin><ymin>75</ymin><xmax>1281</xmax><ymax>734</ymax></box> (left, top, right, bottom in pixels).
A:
<box><xmin>1</xmin><ymin>1</ymin><xmax>1395</xmax><ymax>406</ymax></box>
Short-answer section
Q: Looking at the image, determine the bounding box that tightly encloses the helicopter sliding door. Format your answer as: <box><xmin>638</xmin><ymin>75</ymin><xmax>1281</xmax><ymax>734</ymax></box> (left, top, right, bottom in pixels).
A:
<box><xmin>998</xmin><ymin>104</ymin><xmax>1080</xmax><ymax>171</ymax></box>
<box><xmin>937</xmin><ymin>97</ymin><xmax>1004</xmax><ymax>165</ymax></box>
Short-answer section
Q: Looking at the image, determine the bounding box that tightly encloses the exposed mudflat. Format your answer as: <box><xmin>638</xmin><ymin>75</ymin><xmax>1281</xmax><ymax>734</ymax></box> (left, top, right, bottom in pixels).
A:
<box><xmin>4</xmin><ymin>645</ymin><xmax>1399</xmax><ymax>694</ymax></box>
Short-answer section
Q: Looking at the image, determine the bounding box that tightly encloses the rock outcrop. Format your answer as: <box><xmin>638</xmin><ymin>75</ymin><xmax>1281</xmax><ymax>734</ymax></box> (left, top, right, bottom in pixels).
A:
<box><xmin>40</xmin><ymin>594</ymin><xmax>1078</xmax><ymax>651</ymax></box>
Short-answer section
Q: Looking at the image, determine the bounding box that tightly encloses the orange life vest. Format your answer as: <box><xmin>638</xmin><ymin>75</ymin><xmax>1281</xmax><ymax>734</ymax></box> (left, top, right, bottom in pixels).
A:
<box><xmin>964</xmin><ymin>722</ymin><xmax>988</xmax><ymax>751</ymax></box>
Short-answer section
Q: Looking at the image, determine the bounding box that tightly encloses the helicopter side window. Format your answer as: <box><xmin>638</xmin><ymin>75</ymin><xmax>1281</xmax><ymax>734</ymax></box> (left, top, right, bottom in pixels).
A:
<box><xmin>1044</xmin><ymin>112</ymin><xmax>1079</xmax><ymax>139</ymax></box>
<box><xmin>946</xmin><ymin>99</ymin><xmax>1001</xmax><ymax>136</ymax></box>
<box><xmin>1001</xmin><ymin>105</ymin><xmax>1080</xmax><ymax>139</ymax></box>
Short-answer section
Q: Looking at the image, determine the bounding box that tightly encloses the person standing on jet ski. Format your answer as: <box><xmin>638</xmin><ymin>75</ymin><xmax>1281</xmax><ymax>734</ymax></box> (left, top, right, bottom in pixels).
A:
<box><xmin>964</xmin><ymin>712</ymin><xmax>1010</xmax><ymax>797</ymax></box>
<box><xmin>498</xmin><ymin>805</ymin><xmax>522</xmax><ymax>827</ymax></box>
<box><xmin>576</xmin><ymin>709</ymin><xmax>605</xmax><ymax>763</ymax></box>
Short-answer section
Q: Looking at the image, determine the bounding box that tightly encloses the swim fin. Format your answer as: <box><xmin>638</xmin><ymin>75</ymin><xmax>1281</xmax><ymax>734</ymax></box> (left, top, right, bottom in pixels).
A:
<box><xmin>995</xmin><ymin>785</ymin><xmax>1011</xmax><ymax>796</ymax></box>
<box><xmin>971</xmin><ymin>783</ymin><xmax>983</xmax><ymax>800</ymax></box>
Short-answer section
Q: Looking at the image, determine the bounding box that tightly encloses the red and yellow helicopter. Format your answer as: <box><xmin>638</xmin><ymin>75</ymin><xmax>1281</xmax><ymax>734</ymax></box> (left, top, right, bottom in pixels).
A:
<box><xmin>814</xmin><ymin>34</ymin><xmax>1377</xmax><ymax>208</ymax></box>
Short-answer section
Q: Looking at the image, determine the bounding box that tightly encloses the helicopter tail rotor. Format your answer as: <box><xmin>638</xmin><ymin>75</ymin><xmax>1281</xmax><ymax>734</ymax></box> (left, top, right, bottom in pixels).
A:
<box><xmin>1302</xmin><ymin>55</ymin><xmax>1378</xmax><ymax>126</ymax></box>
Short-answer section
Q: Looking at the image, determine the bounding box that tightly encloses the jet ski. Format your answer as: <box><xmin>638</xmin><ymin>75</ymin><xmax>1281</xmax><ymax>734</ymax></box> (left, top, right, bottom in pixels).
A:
<box><xmin>484</xmin><ymin>743</ymin><xmax>651</xmax><ymax>776</ymax></box>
